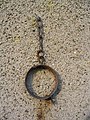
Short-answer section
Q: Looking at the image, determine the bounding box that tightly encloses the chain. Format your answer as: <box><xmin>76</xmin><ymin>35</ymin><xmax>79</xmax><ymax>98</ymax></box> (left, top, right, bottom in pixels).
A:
<box><xmin>35</xmin><ymin>15</ymin><xmax>45</xmax><ymax>64</ymax></box>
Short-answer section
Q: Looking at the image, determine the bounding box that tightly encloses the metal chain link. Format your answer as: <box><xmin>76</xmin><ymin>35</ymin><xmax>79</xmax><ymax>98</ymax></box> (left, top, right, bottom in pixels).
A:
<box><xmin>35</xmin><ymin>15</ymin><xmax>45</xmax><ymax>64</ymax></box>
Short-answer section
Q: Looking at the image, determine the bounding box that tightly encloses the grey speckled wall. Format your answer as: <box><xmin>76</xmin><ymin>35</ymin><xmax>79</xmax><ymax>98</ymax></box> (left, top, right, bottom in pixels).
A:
<box><xmin>0</xmin><ymin>0</ymin><xmax>90</xmax><ymax>120</ymax></box>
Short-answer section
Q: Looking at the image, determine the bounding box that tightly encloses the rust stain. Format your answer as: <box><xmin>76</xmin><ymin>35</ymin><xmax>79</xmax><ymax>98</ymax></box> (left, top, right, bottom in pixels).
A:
<box><xmin>37</xmin><ymin>100</ymin><xmax>52</xmax><ymax>120</ymax></box>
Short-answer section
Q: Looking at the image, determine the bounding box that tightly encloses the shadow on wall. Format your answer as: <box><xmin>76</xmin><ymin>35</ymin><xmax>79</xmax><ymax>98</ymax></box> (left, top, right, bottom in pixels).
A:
<box><xmin>86</xmin><ymin>115</ymin><xmax>90</xmax><ymax>120</ymax></box>
<box><xmin>49</xmin><ymin>70</ymin><xmax>63</xmax><ymax>104</ymax></box>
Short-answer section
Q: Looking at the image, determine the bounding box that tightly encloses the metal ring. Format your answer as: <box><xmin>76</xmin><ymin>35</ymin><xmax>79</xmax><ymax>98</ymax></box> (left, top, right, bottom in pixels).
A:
<box><xmin>25</xmin><ymin>65</ymin><xmax>59</xmax><ymax>100</ymax></box>
<box><xmin>37</xmin><ymin>50</ymin><xmax>45</xmax><ymax>64</ymax></box>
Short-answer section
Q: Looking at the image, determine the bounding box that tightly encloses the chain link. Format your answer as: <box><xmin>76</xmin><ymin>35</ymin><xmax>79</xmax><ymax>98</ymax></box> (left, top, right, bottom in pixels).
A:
<box><xmin>35</xmin><ymin>15</ymin><xmax>45</xmax><ymax>64</ymax></box>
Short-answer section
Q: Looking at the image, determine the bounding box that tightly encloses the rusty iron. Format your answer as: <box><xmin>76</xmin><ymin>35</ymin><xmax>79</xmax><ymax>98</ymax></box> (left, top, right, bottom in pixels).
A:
<box><xmin>25</xmin><ymin>65</ymin><xmax>59</xmax><ymax>102</ymax></box>
<box><xmin>25</xmin><ymin>15</ymin><xmax>60</xmax><ymax>104</ymax></box>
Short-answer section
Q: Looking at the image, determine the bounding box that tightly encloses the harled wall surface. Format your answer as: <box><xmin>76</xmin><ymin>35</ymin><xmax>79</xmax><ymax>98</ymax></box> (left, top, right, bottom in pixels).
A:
<box><xmin>0</xmin><ymin>0</ymin><xmax>90</xmax><ymax>120</ymax></box>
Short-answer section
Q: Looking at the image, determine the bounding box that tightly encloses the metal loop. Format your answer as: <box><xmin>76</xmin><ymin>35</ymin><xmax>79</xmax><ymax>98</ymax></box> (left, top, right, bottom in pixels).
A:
<box><xmin>35</xmin><ymin>15</ymin><xmax>45</xmax><ymax>64</ymax></box>
<box><xmin>37</xmin><ymin>50</ymin><xmax>45</xmax><ymax>64</ymax></box>
<box><xmin>39</xmin><ymin>56</ymin><xmax>45</xmax><ymax>64</ymax></box>
<box><xmin>37</xmin><ymin>50</ymin><xmax>44</xmax><ymax>56</ymax></box>
<box><xmin>25</xmin><ymin>65</ymin><xmax>59</xmax><ymax>101</ymax></box>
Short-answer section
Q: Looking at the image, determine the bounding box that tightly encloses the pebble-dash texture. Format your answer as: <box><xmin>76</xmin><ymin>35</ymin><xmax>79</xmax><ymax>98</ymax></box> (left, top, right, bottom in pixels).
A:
<box><xmin>0</xmin><ymin>0</ymin><xmax>90</xmax><ymax>120</ymax></box>
<box><xmin>32</xmin><ymin>69</ymin><xmax>56</xmax><ymax>97</ymax></box>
